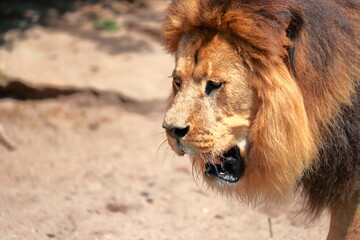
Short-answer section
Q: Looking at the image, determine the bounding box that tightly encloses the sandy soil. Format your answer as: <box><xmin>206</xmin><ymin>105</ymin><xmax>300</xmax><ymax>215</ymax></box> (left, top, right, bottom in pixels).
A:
<box><xmin>0</xmin><ymin>1</ymin><xmax>329</xmax><ymax>239</ymax></box>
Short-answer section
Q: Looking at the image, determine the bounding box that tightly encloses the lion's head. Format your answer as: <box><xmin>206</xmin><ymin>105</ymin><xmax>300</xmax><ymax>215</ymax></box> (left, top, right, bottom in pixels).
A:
<box><xmin>163</xmin><ymin>32</ymin><xmax>255</xmax><ymax>184</ymax></box>
<box><xmin>162</xmin><ymin>0</ymin><xmax>357</xmax><ymax>204</ymax></box>
<box><xmin>163</xmin><ymin>32</ymin><xmax>254</xmax><ymax>159</ymax></box>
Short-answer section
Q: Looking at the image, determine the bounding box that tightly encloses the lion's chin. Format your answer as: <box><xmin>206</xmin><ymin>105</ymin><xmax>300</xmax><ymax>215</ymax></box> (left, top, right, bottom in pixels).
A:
<box><xmin>204</xmin><ymin>145</ymin><xmax>245</xmax><ymax>184</ymax></box>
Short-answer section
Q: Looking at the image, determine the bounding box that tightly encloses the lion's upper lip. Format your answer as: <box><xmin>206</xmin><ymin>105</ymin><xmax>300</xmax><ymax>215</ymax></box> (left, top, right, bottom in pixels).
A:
<box><xmin>204</xmin><ymin>146</ymin><xmax>245</xmax><ymax>183</ymax></box>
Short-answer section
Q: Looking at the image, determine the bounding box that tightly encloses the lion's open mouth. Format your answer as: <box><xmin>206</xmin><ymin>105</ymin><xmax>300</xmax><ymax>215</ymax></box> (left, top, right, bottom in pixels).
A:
<box><xmin>204</xmin><ymin>146</ymin><xmax>245</xmax><ymax>183</ymax></box>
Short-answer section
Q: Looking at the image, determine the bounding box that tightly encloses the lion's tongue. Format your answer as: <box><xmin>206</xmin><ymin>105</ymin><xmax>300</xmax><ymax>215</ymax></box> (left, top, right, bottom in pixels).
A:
<box><xmin>213</xmin><ymin>156</ymin><xmax>221</xmax><ymax>164</ymax></box>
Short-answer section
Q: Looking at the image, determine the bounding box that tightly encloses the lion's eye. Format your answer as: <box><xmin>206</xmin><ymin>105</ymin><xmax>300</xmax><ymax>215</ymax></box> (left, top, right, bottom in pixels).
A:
<box><xmin>173</xmin><ymin>78</ymin><xmax>181</xmax><ymax>91</ymax></box>
<box><xmin>205</xmin><ymin>81</ymin><xmax>223</xmax><ymax>96</ymax></box>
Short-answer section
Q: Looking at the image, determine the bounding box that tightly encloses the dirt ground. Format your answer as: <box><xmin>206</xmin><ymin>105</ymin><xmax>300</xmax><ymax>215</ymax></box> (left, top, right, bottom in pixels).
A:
<box><xmin>0</xmin><ymin>1</ymin><xmax>329</xmax><ymax>240</ymax></box>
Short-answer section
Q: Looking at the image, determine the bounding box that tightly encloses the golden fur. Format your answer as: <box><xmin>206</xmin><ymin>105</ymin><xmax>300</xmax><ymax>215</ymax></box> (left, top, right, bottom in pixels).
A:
<box><xmin>162</xmin><ymin>0</ymin><xmax>359</xmax><ymax>238</ymax></box>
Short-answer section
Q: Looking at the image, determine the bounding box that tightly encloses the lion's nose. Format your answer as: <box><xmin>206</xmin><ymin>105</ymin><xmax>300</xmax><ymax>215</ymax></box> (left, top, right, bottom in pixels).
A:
<box><xmin>163</xmin><ymin>124</ymin><xmax>190</xmax><ymax>139</ymax></box>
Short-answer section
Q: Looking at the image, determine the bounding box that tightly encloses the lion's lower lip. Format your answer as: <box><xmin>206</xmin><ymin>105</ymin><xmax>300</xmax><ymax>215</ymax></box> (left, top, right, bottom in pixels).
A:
<box><xmin>204</xmin><ymin>146</ymin><xmax>245</xmax><ymax>183</ymax></box>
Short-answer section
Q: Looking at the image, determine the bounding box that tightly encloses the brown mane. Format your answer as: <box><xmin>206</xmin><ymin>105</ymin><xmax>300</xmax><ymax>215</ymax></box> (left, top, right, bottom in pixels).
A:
<box><xmin>163</xmin><ymin>0</ymin><xmax>359</xmax><ymax>131</ymax></box>
<box><xmin>163</xmin><ymin>0</ymin><xmax>359</xmax><ymax>218</ymax></box>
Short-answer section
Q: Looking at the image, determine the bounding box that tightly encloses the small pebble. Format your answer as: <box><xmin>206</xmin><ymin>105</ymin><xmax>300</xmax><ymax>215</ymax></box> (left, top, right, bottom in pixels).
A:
<box><xmin>106</xmin><ymin>203</ymin><xmax>128</xmax><ymax>213</ymax></box>
<box><xmin>214</xmin><ymin>214</ymin><xmax>224</xmax><ymax>219</ymax></box>
<box><xmin>202</xmin><ymin>208</ymin><xmax>209</xmax><ymax>214</ymax></box>
<box><xmin>140</xmin><ymin>191</ymin><xmax>150</xmax><ymax>197</ymax></box>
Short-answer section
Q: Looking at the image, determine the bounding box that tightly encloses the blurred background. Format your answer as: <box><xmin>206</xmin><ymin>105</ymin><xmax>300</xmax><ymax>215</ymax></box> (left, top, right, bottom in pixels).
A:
<box><xmin>0</xmin><ymin>1</ymin><xmax>328</xmax><ymax>239</ymax></box>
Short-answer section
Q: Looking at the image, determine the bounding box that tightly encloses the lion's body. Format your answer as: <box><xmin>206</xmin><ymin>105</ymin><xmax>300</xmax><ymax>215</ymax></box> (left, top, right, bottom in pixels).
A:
<box><xmin>162</xmin><ymin>0</ymin><xmax>359</xmax><ymax>239</ymax></box>
<box><xmin>302</xmin><ymin>87</ymin><xmax>359</xmax><ymax>216</ymax></box>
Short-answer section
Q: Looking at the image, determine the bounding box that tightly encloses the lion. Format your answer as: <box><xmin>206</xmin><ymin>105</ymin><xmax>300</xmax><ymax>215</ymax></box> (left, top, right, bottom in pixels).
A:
<box><xmin>161</xmin><ymin>0</ymin><xmax>359</xmax><ymax>239</ymax></box>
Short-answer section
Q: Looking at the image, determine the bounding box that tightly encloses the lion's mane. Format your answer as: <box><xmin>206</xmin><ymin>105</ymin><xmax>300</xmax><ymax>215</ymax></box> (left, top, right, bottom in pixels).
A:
<box><xmin>163</xmin><ymin>0</ymin><xmax>359</xmax><ymax>216</ymax></box>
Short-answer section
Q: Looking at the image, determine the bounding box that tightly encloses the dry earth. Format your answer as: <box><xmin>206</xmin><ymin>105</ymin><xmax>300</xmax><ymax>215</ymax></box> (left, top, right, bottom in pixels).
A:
<box><xmin>0</xmin><ymin>1</ymin><xmax>328</xmax><ymax>240</ymax></box>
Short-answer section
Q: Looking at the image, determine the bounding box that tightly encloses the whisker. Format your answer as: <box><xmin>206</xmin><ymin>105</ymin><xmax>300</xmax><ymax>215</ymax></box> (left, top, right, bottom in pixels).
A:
<box><xmin>164</xmin><ymin>145</ymin><xmax>171</xmax><ymax>161</ymax></box>
<box><xmin>152</xmin><ymin>131</ymin><xmax>167</xmax><ymax>137</ymax></box>
<box><xmin>159</xmin><ymin>144</ymin><xmax>171</xmax><ymax>168</ymax></box>
<box><xmin>191</xmin><ymin>159</ymin><xmax>202</xmax><ymax>186</ymax></box>
<box><xmin>157</xmin><ymin>139</ymin><xmax>168</xmax><ymax>153</ymax></box>
<box><xmin>156</xmin><ymin>139</ymin><xmax>168</xmax><ymax>162</ymax></box>
<box><xmin>170</xmin><ymin>151</ymin><xmax>178</xmax><ymax>173</ymax></box>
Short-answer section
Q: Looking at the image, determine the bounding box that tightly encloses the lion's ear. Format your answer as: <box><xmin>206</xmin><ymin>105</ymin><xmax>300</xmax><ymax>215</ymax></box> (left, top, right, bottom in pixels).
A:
<box><xmin>285</xmin><ymin>11</ymin><xmax>303</xmax><ymax>41</ymax></box>
<box><xmin>285</xmin><ymin>10</ymin><xmax>303</xmax><ymax>77</ymax></box>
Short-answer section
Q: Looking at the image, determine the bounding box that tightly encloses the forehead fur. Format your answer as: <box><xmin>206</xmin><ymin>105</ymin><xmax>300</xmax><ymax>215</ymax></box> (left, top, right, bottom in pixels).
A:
<box><xmin>163</xmin><ymin>0</ymin><xmax>292</xmax><ymax>59</ymax></box>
